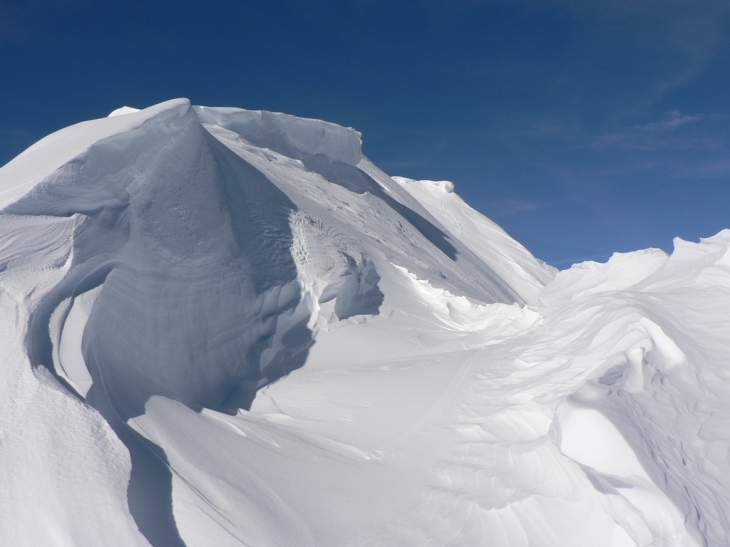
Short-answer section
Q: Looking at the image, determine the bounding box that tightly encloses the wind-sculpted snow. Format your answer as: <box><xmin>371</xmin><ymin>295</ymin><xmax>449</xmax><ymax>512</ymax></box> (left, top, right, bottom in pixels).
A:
<box><xmin>393</xmin><ymin>176</ymin><xmax>556</xmax><ymax>303</ymax></box>
<box><xmin>195</xmin><ymin>107</ymin><xmax>522</xmax><ymax>303</ymax></box>
<box><xmin>6</xmin><ymin>100</ymin><xmax>310</xmax><ymax>415</ymax></box>
<box><xmin>316</xmin><ymin>255</ymin><xmax>384</xmax><ymax>320</ymax></box>
<box><xmin>2</xmin><ymin>99</ymin><xmax>318</xmax><ymax>545</ymax></box>
<box><xmin>194</xmin><ymin>106</ymin><xmax>364</xmax><ymax>166</ymax></box>
<box><xmin>0</xmin><ymin>99</ymin><xmax>728</xmax><ymax>547</ymax></box>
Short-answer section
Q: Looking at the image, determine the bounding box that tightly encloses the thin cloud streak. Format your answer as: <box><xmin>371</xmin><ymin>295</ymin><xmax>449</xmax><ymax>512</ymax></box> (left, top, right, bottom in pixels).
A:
<box><xmin>459</xmin><ymin>0</ymin><xmax>727</xmax><ymax>116</ymax></box>
<box><xmin>590</xmin><ymin>111</ymin><xmax>730</xmax><ymax>151</ymax></box>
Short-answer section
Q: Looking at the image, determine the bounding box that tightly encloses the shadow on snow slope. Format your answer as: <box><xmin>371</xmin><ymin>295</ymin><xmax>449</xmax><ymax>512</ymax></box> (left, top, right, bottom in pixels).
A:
<box><xmin>6</xmin><ymin>102</ymin><xmax>314</xmax><ymax>547</ymax></box>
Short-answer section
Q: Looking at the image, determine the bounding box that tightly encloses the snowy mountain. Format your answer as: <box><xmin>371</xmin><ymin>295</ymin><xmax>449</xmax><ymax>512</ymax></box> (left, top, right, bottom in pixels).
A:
<box><xmin>1</xmin><ymin>99</ymin><xmax>728</xmax><ymax>547</ymax></box>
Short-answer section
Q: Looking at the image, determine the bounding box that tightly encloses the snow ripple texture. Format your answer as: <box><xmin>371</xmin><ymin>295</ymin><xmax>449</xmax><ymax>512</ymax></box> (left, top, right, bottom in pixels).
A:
<box><xmin>0</xmin><ymin>99</ymin><xmax>728</xmax><ymax>547</ymax></box>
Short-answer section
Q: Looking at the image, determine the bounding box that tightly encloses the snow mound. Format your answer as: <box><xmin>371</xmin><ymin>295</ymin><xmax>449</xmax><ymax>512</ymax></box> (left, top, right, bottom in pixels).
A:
<box><xmin>109</xmin><ymin>106</ymin><xmax>142</xmax><ymax>117</ymax></box>
<box><xmin>0</xmin><ymin>99</ymin><xmax>727</xmax><ymax>547</ymax></box>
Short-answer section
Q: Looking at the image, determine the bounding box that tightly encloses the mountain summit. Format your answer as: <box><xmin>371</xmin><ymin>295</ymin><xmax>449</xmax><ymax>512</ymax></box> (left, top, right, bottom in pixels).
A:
<box><xmin>1</xmin><ymin>100</ymin><xmax>727</xmax><ymax>547</ymax></box>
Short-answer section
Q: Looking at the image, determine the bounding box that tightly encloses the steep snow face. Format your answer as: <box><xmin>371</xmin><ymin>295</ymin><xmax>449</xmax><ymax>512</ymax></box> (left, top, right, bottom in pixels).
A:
<box><xmin>0</xmin><ymin>100</ymin><xmax>183</xmax><ymax>209</ymax></box>
<box><xmin>5</xmin><ymin>99</ymin><xmax>311</xmax><ymax>417</ymax></box>
<box><xmin>393</xmin><ymin>176</ymin><xmax>556</xmax><ymax>303</ymax></box>
<box><xmin>194</xmin><ymin>106</ymin><xmax>364</xmax><ymax>166</ymax></box>
<box><xmin>3</xmin><ymin>99</ymin><xmax>727</xmax><ymax>547</ymax></box>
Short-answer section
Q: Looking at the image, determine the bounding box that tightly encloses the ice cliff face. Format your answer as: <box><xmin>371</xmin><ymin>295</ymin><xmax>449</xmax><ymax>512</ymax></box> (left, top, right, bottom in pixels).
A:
<box><xmin>1</xmin><ymin>99</ymin><xmax>727</xmax><ymax>547</ymax></box>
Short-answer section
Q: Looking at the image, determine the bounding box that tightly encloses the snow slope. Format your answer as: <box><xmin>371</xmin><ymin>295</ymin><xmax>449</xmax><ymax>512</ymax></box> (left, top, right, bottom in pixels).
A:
<box><xmin>0</xmin><ymin>99</ymin><xmax>728</xmax><ymax>546</ymax></box>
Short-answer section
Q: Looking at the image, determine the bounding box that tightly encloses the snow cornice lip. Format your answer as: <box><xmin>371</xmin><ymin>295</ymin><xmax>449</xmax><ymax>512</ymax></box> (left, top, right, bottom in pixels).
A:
<box><xmin>0</xmin><ymin>98</ymin><xmax>192</xmax><ymax>210</ymax></box>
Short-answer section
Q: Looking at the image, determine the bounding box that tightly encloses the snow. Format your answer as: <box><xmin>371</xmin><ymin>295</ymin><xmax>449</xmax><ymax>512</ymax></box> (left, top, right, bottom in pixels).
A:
<box><xmin>109</xmin><ymin>106</ymin><xmax>142</xmax><ymax>117</ymax></box>
<box><xmin>50</xmin><ymin>285</ymin><xmax>100</xmax><ymax>397</ymax></box>
<box><xmin>0</xmin><ymin>99</ymin><xmax>189</xmax><ymax>209</ymax></box>
<box><xmin>0</xmin><ymin>99</ymin><xmax>728</xmax><ymax>546</ymax></box>
<box><xmin>393</xmin><ymin>176</ymin><xmax>555</xmax><ymax>304</ymax></box>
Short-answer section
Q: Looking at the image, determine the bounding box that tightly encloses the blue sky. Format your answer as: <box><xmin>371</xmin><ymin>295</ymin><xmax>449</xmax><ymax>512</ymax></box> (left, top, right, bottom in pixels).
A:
<box><xmin>1</xmin><ymin>0</ymin><xmax>729</xmax><ymax>268</ymax></box>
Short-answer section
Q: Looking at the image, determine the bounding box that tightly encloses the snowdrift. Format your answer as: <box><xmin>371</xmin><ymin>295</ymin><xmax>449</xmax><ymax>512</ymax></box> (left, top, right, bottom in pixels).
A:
<box><xmin>0</xmin><ymin>99</ymin><xmax>727</xmax><ymax>547</ymax></box>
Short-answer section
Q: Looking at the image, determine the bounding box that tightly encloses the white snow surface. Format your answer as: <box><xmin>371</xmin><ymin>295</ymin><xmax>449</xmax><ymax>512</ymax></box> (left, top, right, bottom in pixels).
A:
<box><xmin>0</xmin><ymin>99</ymin><xmax>728</xmax><ymax>546</ymax></box>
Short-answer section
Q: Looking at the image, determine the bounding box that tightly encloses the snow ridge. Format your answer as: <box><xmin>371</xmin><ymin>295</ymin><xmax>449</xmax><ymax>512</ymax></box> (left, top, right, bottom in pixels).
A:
<box><xmin>0</xmin><ymin>99</ymin><xmax>727</xmax><ymax>547</ymax></box>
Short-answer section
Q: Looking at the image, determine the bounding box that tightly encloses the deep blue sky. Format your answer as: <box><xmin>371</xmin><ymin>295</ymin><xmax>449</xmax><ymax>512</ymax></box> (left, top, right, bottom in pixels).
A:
<box><xmin>2</xmin><ymin>0</ymin><xmax>729</xmax><ymax>268</ymax></box>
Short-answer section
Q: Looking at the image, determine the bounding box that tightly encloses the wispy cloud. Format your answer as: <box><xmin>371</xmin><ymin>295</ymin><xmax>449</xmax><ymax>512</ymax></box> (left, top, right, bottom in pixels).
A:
<box><xmin>418</xmin><ymin>0</ymin><xmax>730</xmax><ymax>117</ymax></box>
<box><xmin>478</xmin><ymin>114</ymin><xmax>581</xmax><ymax>142</ymax></box>
<box><xmin>657</xmin><ymin>156</ymin><xmax>730</xmax><ymax>180</ymax></box>
<box><xmin>590</xmin><ymin>111</ymin><xmax>730</xmax><ymax>151</ymax></box>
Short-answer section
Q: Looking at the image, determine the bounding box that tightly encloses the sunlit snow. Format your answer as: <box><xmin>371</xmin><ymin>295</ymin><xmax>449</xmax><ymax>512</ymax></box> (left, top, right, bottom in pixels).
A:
<box><xmin>1</xmin><ymin>99</ymin><xmax>728</xmax><ymax>547</ymax></box>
